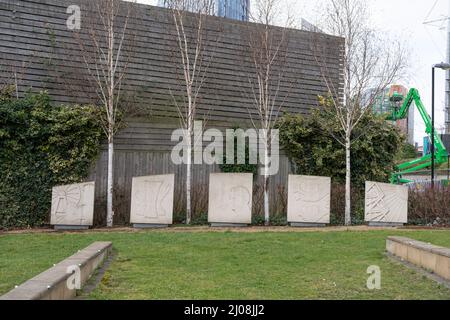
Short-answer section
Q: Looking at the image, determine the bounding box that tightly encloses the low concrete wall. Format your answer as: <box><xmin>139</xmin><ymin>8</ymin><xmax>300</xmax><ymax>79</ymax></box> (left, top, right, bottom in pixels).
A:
<box><xmin>0</xmin><ymin>242</ymin><xmax>112</xmax><ymax>300</ymax></box>
<box><xmin>387</xmin><ymin>236</ymin><xmax>450</xmax><ymax>281</ymax></box>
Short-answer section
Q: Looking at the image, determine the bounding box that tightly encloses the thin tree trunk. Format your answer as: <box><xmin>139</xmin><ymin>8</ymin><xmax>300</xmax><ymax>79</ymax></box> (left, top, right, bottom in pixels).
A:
<box><xmin>345</xmin><ymin>134</ymin><xmax>351</xmax><ymax>226</ymax></box>
<box><xmin>106</xmin><ymin>11</ymin><xmax>115</xmax><ymax>228</ymax></box>
<box><xmin>264</xmin><ymin>143</ymin><xmax>270</xmax><ymax>226</ymax></box>
<box><xmin>107</xmin><ymin>136</ymin><xmax>114</xmax><ymax>227</ymax></box>
<box><xmin>73</xmin><ymin>0</ymin><xmax>135</xmax><ymax>228</ymax></box>
<box><xmin>186</xmin><ymin>126</ymin><xmax>192</xmax><ymax>225</ymax></box>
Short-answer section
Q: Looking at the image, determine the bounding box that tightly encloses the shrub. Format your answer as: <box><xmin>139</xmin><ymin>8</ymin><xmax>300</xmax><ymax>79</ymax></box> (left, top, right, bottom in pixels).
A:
<box><xmin>173</xmin><ymin>183</ymin><xmax>209</xmax><ymax>224</ymax></box>
<box><xmin>330</xmin><ymin>184</ymin><xmax>365</xmax><ymax>226</ymax></box>
<box><xmin>408</xmin><ymin>186</ymin><xmax>450</xmax><ymax>226</ymax></box>
<box><xmin>191</xmin><ymin>213</ymin><xmax>208</xmax><ymax>226</ymax></box>
<box><xmin>277</xmin><ymin>108</ymin><xmax>403</xmax><ymax>188</ymax></box>
<box><xmin>0</xmin><ymin>91</ymin><xmax>103</xmax><ymax>229</ymax></box>
<box><xmin>397</xmin><ymin>142</ymin><xmax>418</xmax><ymax>160</ymax></box>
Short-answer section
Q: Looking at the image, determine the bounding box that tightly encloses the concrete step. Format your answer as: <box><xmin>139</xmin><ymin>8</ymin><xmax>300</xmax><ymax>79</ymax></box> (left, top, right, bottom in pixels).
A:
<box><xmin>0</xmin><ymin>242</ymin><xmax>112</xmax><ymax>300</ymax></box>
<box><xmin>387</xmin><ymin>236</ymin><xmax>450</xmax><ymax>282</ymax></box>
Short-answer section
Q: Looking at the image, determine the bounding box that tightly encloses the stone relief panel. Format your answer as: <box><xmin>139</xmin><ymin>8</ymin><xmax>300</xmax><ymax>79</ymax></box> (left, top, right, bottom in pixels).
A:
<box><xmin>51</xmin><ymin>182</ymin><xmax>95</xmax><ymax>226</ymax></box>
<box><xmin>365</xmin><ymin>181</ymin><xmax>408</xmax><ymax>224</ymax></box>
<box><xmin>208</xmin><ymin>173</ymin><xmax>253</xmax><ymax>224</ymax></box>
<box><xmin>130</xmin><ymin>175</ymin><xmax>175</xmax><ymax>225</ymax></box>
<box><xmin>287</xmin><ymin>175</ymin><xmax>331</xmax><ymax>224</ymax></box>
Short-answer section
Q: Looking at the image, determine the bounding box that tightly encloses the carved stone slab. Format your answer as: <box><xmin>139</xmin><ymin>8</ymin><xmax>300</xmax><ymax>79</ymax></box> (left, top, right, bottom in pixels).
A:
<box><xmin>208</xmin><ymin>173</ymin><xmax>253</xmax><ymax>225</ymax></box>
<box><xmin>287</xmin><ymin>175</ymin><xmax>331</xmax><ymax>225</ymax></box>
<box><xmin>365</xmin><ymin>181</ymin><xmax>408</xmax><ymax>224</ymax></box>
<box><xmin>50</xmin><ymin>182</ymin><xmax>95</xmax><ymax>227</ymax></box>
<box><xmin>130</xmin><ymin>174</ymin><xmax>175</xmax><ymax>226</ymax></box>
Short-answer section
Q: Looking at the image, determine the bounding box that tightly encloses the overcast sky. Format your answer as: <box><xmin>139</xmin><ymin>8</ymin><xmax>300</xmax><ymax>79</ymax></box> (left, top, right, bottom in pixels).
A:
<box><xmin>136</xmin><ymin>0</ymin><xmax>450</xmax><ymax>145</ymax></box>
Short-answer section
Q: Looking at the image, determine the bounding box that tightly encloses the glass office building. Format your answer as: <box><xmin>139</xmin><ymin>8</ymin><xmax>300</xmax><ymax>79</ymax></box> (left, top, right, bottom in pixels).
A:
<box><xmin>158</xmin><ymin>0</ymin><xmax>250</xmax><ymax>21</ymax></box>
<box><xmin>217</xmin><ymin>0</ymin><xmax>250</xmax><ymax>21</ymax></box>
<box><xmin>157</xmin><ymin>0</ymin><xmax>215</xmax><ymax>14</ymax></box>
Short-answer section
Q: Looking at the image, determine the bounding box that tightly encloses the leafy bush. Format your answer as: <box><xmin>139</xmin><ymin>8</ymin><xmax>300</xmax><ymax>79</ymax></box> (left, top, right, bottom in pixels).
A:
<box><xmin>251</xmin><ymin>214</ymin><xmax>287</xmax><ymax>226</ymax></box>
<box><xmin>191</xmin><ymin>213</ymin><xmax>208</xmax><ymax>226</ymax></box>
<box><xmin>0</xmin><ymin>91</ymin><xmax>102</xmax><ymax>229</ymax></box>
<box><xmin>277</xmin><ymin>108</ymin><xmax>403</xmax><ymax>187</ymax></box>
<box><xmin>396</xmin><ymin>142</ymin><xmax>418</xmax><ymax>161</ymax></box>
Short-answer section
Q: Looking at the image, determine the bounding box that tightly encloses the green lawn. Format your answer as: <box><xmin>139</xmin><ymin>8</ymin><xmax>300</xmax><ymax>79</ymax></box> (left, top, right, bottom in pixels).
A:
<box><xmin>0</xmin><ymin>229</ymin><xmax>449</xmax><ymax>300</ymax></box>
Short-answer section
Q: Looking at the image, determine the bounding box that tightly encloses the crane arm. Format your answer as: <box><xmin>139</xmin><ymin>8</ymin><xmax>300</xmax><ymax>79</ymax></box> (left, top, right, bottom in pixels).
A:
<box><xmin>387</xmin><ymin>88</ymin><xmax>448</xmax><ymax>184</ymax></box>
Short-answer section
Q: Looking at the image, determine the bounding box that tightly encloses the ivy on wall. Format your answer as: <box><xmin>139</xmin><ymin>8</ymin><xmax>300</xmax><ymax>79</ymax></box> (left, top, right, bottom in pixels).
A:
<box><xmin>219</xmin><ymin>128</ymin><xmax>258</xmax><ymax>175</ymax></box>
<box><xmin>0</xmin><ymin>87</ymin><xmax>103</xmax><ymax>229</ymax></box>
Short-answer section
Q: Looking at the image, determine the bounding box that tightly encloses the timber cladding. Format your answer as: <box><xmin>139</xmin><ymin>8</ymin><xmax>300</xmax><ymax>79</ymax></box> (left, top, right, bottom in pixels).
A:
<box><xmin>0</xmin><ymin>0</ymin><xmax>344</xmax><ymax>225</ymax></box>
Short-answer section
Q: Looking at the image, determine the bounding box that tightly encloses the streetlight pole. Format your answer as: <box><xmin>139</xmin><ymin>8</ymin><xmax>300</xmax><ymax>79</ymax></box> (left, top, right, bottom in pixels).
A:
<box><xmin>432</xmin><ymin>66</ymin><xmax>435</xmax><ymax>188</ymax></box>
<box><xmin>431</xmin><ymin>63</ymin><xmax>450</xmax><ymax>188</ymax></box>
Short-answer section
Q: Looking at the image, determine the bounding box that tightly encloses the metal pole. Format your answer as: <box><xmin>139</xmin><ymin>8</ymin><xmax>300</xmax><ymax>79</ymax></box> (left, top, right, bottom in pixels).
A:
<box><xmin>432</xmin><ymin>67</ymin><xmax>436</xmax><ymax>189</ymax></box>
<box><xmin>447</xmin><ymin>1</ymin><xmax>450</xmax><ymax>134</ymax></box>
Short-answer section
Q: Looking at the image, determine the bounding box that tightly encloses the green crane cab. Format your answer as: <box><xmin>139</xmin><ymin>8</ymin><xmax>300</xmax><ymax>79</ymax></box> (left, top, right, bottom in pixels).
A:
<box><xmin>387</xmin><ymin>88</ymin><xmax>448</xmax><ymax>185</ymax></box>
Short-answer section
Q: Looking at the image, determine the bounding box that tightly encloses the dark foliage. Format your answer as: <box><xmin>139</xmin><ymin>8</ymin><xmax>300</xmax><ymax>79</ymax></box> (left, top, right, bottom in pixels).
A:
<box><xmin>0</xmin><ymin>90</ymin><xmax>102</xmax><ymax>229</ymax></box>
<box><xmin>277</xmin><ymin>107</ymin><xmax>403</xmax><ymax>187</ymax></box>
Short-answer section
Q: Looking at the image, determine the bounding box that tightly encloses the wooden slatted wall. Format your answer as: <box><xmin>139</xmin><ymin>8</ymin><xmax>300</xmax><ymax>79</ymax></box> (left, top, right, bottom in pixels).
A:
<box><xmin>0</xmin><ymin>0</ymin><xmax>344</xmax><ymax>225</ymax></box>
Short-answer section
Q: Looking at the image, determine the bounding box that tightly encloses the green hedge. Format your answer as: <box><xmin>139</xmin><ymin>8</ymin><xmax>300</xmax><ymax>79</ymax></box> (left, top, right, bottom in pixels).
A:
<box><xmin>277</xmin><ymin>107</ymin><xmax>403</xmax><ymax>187</ymax></box>
<box><xmin>0</xmin><ymin>88</ymin><xmax>103</xmax><ymax>229</ymax></box>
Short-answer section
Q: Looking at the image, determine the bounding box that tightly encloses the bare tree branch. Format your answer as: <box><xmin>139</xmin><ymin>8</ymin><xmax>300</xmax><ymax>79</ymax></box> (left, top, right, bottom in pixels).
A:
<box><xmin>312</xmin><ymin>0</ymin><xmax>408</xmax><ymax>225</ymax></box>
<box><xmin>242</xmin><ymin>0</ymin><xmax>294</xmax><ymax>224</ymax></box>
<box><xmin>166</xmin><ymin>0</ymin><xmax>219</xmax><ymax>224</ymax></box>
<box><xmin>72</xmin><ymin>0</ymin><xmax>139</xmax><ymax>227</ymax></box>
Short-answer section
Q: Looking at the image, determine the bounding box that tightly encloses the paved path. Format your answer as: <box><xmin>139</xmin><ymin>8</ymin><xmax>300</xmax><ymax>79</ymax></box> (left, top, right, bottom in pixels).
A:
<box><xmin>2</xmin><ymin>225</ymin><xmax>448</xmax><ymax>235</ymax></box>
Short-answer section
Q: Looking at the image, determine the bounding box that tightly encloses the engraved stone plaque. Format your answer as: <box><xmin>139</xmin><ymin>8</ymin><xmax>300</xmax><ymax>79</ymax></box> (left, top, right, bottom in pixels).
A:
<box><xmin>365</xmin><ymin>181</ymin><xmax>408</xmax><ymax>225</ymax></box>
<box><xmin>287</xmin><ymin>175</ymin><xmax>331</xmax><ymax>225</ymax></box>
<box><xmin>208</xmin><ymin>173</ymin><xmax>253</xmax><ymax>225</ymax></box>
<box><xmin>130</xmin><ymin>174</ymin><xmax>175</xmax><ymax>226</ymax></box>
<box><xmin>51</xmin><ymin>182</ymin><xmax>95</xmax><ymax>227</ymax></box>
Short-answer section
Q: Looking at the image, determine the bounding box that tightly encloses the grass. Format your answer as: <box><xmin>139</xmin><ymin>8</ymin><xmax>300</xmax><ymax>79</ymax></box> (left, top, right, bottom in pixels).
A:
<box><xmin>0</xmin><ymin>229</ymin><xmax>449</xmax><ymax>300</ymax></box>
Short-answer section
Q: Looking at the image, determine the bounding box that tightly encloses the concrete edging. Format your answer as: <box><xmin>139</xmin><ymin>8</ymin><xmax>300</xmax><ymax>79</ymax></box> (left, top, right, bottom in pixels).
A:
<box><xmin>0</xmin><ymin>242</ymin><xmax>112</xmax><ymax>300</ymax></box>
<box><xmin>386</xmin><ymin>236</ymin><xmax>450</xmax><ymax>282</ymax></box>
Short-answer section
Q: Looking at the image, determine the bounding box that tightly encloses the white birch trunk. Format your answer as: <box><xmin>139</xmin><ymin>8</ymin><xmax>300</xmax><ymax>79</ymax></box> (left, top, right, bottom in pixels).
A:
<box><xmin>106</xmin><ymin>12</ymin><xmax>115</xmax><ymax>228</ymax></box>
<box><xmin>264</xmin><ymin>144</ymin><xmax>270</xmax><ymax>226</ymax></box>
<box><xmin>345</xmin><ymin>134</ymin><xmax>351</xmax><ymax>226</ymax></box>
<box><xmin>75</xmin><ymin>0</ymin><xmax>136</xmax><ymax>227</ymax></box>
<box><xmin>107</xmin><ymin>137</ymin><xmax>114</xmax><ymax>227</ymax></box>
<box><xmin>186</xmin><ymin>125</ymin><xmax>192</xmax><ymax>225</ymax></box>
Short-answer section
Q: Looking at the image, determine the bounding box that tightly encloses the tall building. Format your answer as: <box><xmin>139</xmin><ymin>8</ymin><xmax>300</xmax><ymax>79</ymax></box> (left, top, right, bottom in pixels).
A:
<box><xmin>158</xmin><ymin>0</ymin><xmax>250</xmax><ymax>21</ymax></box>
<box><xmin>217</xmin><ymin>0</ymin><xmax>249</xmax><ymax>21</ymax></box>
<box><xmin>301</xmin><ymin>18</ymin><xmax>322</xmax><ymax>33</ymax></box>
<box><xmin>442</xmin><ymin>134</ymin><xmax>450</xmax><ymax>152</ymax></box>
<box><xmin>157</xmin><ymin>0</ymin><xmax>216</xmax><ymax>15</ymax></box>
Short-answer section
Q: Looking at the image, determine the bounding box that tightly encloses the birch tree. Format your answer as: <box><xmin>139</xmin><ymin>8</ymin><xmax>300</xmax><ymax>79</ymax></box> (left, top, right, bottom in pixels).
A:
<box><xmin>244</xmin><ymin>0</ymin><xmax>293</xmax><ymax>225</ymax></box>
<box><xmin>314</xmin><ymin>0</ymin><xmax>407</xmax><ymax>225</ymax></box>
<box><xmin>73</xmin><ymin>0</ymin><xmax>136</xmax><ymax>227</ymax></box>
<box><xmin>166</xmin><ymin>0</ymin><xmax>216</xmax><ymax>224</ymax></box>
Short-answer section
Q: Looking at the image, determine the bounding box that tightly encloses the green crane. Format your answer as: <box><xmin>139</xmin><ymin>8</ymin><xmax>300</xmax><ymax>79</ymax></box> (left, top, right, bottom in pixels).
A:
<box><xmin>387</xmin><ymin>88</ymin><xmax>448</xmax><ymax>184</ymax></box>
